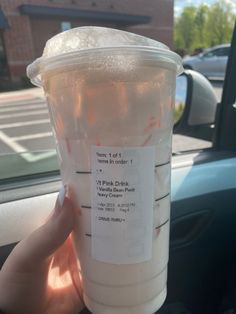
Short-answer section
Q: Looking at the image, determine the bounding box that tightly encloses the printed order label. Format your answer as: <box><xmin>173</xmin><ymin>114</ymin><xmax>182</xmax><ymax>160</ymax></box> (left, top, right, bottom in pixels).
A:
<box><xmin>91</xmin><ymin>146</ymin><xmax>155</xmax><ymax>264</ymax></box>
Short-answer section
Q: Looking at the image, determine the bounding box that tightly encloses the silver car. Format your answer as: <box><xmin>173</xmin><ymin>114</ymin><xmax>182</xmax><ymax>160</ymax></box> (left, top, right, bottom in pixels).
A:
<box><xmin>183</xmin><ymin>44</ymin><xmax>230</xmax><ymax>79</ymax></box>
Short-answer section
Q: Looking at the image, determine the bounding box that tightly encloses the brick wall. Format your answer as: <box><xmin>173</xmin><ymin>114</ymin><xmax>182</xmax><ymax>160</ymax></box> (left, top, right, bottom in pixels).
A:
<box><xmin>2</xmin><ymin>14</ymin><xmax>34</xmax><ymax>79</ymax></box>
<box><xmin>0</xmin><ymin>0</ymin><xmax>173</xmax><ymax>80</ymax></box>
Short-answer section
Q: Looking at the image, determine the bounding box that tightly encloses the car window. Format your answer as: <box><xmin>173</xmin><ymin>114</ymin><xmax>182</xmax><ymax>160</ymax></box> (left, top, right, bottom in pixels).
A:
<box><xmin>217</xmin><ymin>47</ymin><xmax>230</xmax><ymax>57</ymax></box>
<box><xmin>203</xmin><ymin>48</ymin><xmax>219</xmax><ymax>58</ymax></box>
<box><xmin>204</xmin><ymin>47</ymin><xmax>230</xmax><ymax>58</ymax></box>
<box><xmin>0</xmin><ymin>0</ymin><xmax>234</xmax><ymax>184</ymax></box>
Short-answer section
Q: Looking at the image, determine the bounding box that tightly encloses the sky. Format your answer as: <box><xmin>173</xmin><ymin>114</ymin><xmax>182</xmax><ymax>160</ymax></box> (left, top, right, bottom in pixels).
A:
<box><xmin>174</xmin><ymin>0</ymin><xmax>236</xmax><ymax>16</ymax></box>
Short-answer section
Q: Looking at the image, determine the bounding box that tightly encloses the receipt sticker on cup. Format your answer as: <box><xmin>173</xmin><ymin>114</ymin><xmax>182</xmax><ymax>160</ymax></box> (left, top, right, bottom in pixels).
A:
<box><xmin>91</xmin><ymin>145</ymin><xmax>155</xmax><ymax>264</ymax></box>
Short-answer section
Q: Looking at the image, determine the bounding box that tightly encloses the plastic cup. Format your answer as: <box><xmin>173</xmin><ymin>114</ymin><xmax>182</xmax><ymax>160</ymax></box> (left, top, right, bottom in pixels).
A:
<box><xmin>27</xmin><ymin>27</ymin><xmax>183</xmax><ymax>314</ymax></box>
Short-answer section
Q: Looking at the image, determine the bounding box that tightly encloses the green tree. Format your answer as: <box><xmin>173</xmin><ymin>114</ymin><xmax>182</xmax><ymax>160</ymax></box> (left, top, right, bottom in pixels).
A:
<box><xmin>174</xmin><ymin>6</ymin><xmax>197</xmax><ymax>52</ymax></box>
<box><xmin>174</xmin><ymin>0</ymin><xmax>235</xmax><ymax>54</ymax></box>
<box><xmin>194</xmin><ymin>4</ymin><xmax>209</xmax><ymax>49</ymax></box>
<box><xmin>206</xmin><ymin>1</ymin><xmax>235</xmax><ymax>46</ymax></box>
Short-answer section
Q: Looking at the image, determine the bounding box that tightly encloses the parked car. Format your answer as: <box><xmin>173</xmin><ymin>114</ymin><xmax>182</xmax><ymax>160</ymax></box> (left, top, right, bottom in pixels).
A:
<box><xmin>183</xmin><ymin>43</ymin><xmax>230</xmax><ymax>79</ymax></box>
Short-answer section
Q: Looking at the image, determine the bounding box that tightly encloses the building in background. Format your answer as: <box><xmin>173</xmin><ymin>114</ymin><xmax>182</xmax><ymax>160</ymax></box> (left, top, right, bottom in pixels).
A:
<box><xmin>0</xmin><ymin>0</ymin><xmax>174</xmax><ymax>85</ymax></box>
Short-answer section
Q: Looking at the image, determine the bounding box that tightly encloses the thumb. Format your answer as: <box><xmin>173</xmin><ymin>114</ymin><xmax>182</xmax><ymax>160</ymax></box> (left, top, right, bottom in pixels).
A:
<box><xmin>3</xmin><ymin>186</ymin><xmax>75</xmax><ymax>272</ymax></box>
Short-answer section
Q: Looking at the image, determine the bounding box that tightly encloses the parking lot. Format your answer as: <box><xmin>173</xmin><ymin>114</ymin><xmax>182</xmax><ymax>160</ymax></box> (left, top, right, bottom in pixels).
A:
<box><xmin>0</xmin><ymin>89</ymin><xmax>56</xmax><ymax>163</ymax></box>
<box><xmin>0</xmin><ymin>82</ymin><xmax>223</xmax><ymax>161</ymax></box>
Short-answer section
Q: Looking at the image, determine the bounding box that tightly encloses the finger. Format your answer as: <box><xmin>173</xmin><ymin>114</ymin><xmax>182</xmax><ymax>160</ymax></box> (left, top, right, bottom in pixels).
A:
<box><xmin>68</xmin><ymin>236</ymin><xmax>85</xmax><ymax>307</ymax></box>
<box><xmin>3</xmin><ymin>186</ymin><xmax>75</xmax><ymax>272</ymax></box>
<box><xmin>50</xmin><ymin>237</ymin><xmax>71</xmax><ymax>276</ymax></box>
<box><xmin>47</xmin><ymin>234</ymin><xmax>84</xmax><ymax>297</ymax></box>
<box><xmin>47</xmin><ymin>236</ymin><xmax>85</xmax><ymax>313</ymax></box>
<box><xmin>45</xmin><ymin>284</ymin><xmax>84</xmax><ymax>314</ymax></box>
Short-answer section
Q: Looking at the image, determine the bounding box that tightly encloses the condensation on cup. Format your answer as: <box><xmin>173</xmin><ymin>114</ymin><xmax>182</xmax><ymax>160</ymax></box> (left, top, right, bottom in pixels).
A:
<box><xmin>27</xmin><ymin>27</ymin><xmax>183</xmax><ymax>314</ymax></box>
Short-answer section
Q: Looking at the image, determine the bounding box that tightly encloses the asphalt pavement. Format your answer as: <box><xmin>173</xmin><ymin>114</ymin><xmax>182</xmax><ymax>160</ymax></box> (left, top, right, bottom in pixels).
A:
<box><xmin>0</xmin><ymin>88</ymin><xmax>56</xmax><ymax>163</ymax></box>
<box><xmin>0</xmin><ymin>81</ymin><xmax>223</xmax><ymax>162</ymax></box>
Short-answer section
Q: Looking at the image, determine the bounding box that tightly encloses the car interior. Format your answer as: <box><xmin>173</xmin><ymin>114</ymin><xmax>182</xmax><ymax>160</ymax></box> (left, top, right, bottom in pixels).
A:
<box><xmin>0</xmin><ymin>19</ymin><xmax>236</xmax><ymax>314</ymax></box>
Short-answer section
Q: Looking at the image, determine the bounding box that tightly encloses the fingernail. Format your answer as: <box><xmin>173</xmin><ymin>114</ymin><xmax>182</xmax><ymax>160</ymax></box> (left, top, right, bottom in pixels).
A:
<box><xmin>58</xmin><ymin>185</ymin><xmax>65</xmax><ymax>206</ymax></box>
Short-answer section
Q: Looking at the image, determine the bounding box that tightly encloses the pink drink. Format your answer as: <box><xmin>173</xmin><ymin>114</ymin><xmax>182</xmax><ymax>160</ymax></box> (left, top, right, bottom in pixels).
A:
<box><xmin>27</xmin><ymin>27</ymin><xmax>183</xmax><ymax>314</ymax></box>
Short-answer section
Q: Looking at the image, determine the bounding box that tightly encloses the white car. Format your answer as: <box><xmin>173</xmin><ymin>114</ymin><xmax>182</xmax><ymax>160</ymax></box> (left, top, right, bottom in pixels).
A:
<box><xmin>183</xmin><ymin>44</ymin><xmax>230</xmax><ymax>79</ymax></box>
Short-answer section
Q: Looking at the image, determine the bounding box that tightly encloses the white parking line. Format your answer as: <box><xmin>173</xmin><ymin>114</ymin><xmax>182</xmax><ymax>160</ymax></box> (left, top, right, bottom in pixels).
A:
<box><xmin>0</xmin><ymin>130</ymin><xmax>27</xmax><ymax>152</ymax></box>
<box><xmin>12</xmin><ymin>132</ymin><xmax>53</xmax><ymax>141</ymax></box>
<box><xmin>0</xmin><ymin>99</ymin><xmax>45</xmax><ymax>107</ymax></box>
<box><xmin>0</xmin><ymin>130</ymin><xmax>56</xmax><ymax>162</ymax></box>
<box><xmin>0</xmin><ymin>119</ymin><xmax>50</xmax><ymax>129</ymax></box>
<box><xmin>21</xmin><ymin>151</ymin><xmax>56</xmax><ymax>163</ymax></box>
<box><xmin>0</xmin><ymin>110</ymin><xmax>48</xmax><ymax>119</ymax></box>
<box><xmin>0</xmin><ymin>104</ymin><xmax>46</xmax><ymax>113</ymax></box>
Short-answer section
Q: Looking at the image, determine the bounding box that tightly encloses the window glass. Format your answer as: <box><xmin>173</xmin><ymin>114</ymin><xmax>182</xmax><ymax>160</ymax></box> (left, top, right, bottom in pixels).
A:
<box><xmin>204</xmin><ymin>49</ymin><xmax>218</xmax><ymax>58</ymax></box>
<box><xmin>0</xmin><ymin>35</ymin><xmax>8</xmax><ymax>77</ymax></box>
<box><xmin>204</xmin><ymin>47</ymin><xmax>230</xmax><ymax>58</ymax></box>
<box><xmin>217</xmin><ymin>47</ymin><xmax>230</xmax><ymax>57</ymax></box>
<box><xmin>0</xmin><ymin>0</ymin><xmax>233</xmax><ymax>182</ymax></box>
<box><xmin>61</xmin><ymin>21</ymin><xmax>72</xmax><ymax>32</ymax></box>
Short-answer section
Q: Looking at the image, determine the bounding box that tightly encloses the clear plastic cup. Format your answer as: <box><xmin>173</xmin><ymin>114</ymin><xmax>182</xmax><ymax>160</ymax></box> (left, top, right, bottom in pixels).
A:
<box><xmin>27</xmin><ymin>27</ymin><xmax>183</xmax><ymax>314</ymax></box>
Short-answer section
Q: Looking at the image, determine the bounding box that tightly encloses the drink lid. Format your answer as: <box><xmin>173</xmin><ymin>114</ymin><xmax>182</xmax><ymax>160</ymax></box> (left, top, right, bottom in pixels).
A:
<box><xmin>27</xmin><ymin>26</ymin><xmax>183</xmax><ymax>86</ymax></box>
